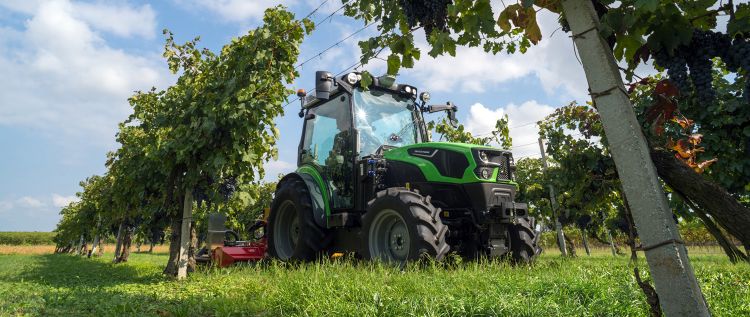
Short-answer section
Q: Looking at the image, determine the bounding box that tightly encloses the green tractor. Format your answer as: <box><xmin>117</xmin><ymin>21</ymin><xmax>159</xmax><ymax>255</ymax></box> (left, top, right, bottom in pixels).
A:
<box><xmin>268</xmin><ymin>70</ymin><xmax>541</xmax><ymax>264</ymax></box>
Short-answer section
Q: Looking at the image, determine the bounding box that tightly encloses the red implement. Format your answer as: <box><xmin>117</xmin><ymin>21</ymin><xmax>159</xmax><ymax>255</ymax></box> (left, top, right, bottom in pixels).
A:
<box><xmin>211</xmin><ymin>239</ymin><xmax>267</xmax><ymax>267</ymax></box>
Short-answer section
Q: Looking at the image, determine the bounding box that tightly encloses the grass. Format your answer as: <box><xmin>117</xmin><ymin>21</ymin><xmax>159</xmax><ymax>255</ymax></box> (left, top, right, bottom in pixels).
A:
<box><xmin>0</xmin><ymin>248</ymin><xmax>747</xmax><ymax>316</ymax></box>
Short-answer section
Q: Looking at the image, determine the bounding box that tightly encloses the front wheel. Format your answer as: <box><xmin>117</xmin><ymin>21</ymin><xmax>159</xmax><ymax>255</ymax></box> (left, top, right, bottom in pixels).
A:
<box><xmin>362</xmin><ymin>188</ymin><xmax>450</xmax><ymax>264</ymax></box>
<box><xmin>508</xmin><ymin>216</ymin><xmax>542</xmax><ymax>263</ymax></box>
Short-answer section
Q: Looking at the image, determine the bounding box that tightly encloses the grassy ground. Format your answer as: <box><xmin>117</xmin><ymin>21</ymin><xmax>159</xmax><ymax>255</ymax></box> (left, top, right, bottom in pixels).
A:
<box><xmin>0</xmin><ymin>248</ymin><xmax>747</xmax><ymax>316</ymax></box>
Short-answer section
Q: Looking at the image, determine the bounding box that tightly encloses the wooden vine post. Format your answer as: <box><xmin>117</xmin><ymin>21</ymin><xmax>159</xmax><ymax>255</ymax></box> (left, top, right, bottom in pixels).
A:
<box><xmin>177</xmin><ymin>189</ymin><xmax>193</xmax><ymax>280</ymax></box>
<box><xmin>538</xmin><ymin>138</ymin><xmax>567</xmax><ymax>256</ymax></box>
<box><xmin>113</xmin><ymin>223</ymin><xmax>124</xmax><ymax>263</ymax></box>
<box><xmin>560</xmin><ymin>0</ymin><xmax>710</xmax><ymax>315</ymax></box>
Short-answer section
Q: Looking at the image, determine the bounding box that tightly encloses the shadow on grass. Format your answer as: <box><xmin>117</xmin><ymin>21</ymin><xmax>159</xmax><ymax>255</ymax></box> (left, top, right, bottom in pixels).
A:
<box><xmin>12</xmin><ymin>254</ymin><xmax>164</xmax><ymax>287</ymax></box>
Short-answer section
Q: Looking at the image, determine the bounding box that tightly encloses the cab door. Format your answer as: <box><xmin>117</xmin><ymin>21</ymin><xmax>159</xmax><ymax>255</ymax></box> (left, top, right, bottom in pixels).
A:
<box><xmin>299</xmin><ymin>93</ymin><xmax>354</xmax><ymax>210</ymax></box>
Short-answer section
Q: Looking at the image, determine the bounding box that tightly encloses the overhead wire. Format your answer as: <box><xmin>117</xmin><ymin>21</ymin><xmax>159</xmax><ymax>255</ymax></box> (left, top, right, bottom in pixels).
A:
<box><xmin>294</xmin><ymin>21</ymin><xmax>376</xmax><ymax>70</ymax></box>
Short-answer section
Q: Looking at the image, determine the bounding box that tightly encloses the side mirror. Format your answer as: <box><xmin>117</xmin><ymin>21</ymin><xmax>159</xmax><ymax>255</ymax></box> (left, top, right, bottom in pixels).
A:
<box><xmin>426</xmin><ymin>102</ymin><xmax>459</xmax><ymax>127</ymax></box>
<box><xmin>315</xmin><ymin>71</ymin><xmax>333</xmax><ymax>100</ymax></box>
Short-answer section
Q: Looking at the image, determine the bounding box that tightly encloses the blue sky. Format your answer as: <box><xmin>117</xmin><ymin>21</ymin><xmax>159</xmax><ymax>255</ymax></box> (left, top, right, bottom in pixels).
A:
<box><xmin>0</xmin><ymin>0</ymin><xmax>602</xmax><ymax>231</ymax></box>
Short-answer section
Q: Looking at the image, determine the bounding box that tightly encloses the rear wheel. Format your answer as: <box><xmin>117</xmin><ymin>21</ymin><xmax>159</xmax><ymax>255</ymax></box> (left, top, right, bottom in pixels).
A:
<box><xmin>362</xmin><ymin>188</ymin><xmax>450</xmax><ymax>264</ymax></box>
<box><xmin>508</xmin><ymin>217</ymin><xmax>541</xmax><ymax>263</ymax></box>
<box><xmin>268</xmin><ymin>177</ymin><xmax>329</xmax><ymax>261</ymax></box>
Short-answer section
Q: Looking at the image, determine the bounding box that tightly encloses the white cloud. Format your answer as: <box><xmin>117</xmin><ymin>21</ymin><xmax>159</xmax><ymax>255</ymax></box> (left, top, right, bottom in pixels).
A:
<box><xmin>74</xmin><ymin>2</ymin><xmax>157</xmax><ymax>39</ymax></box>
<box><xmin>410</xmin><ymin>10</ymin><xmax>591</xmax><ymax>102</ymax></box>
<box><xmin>0</xmin><ymin>1</ymin><xmax>156</xmax><ymax>39</ymax></box>
<box><xmin>17</xmin><ymin>196</ymin><xmax>45</xmax><ymax>208</ymax></box>
<box><xmin>176</xmin><ymin>0</ymin><xmax>297</xmax><ymax>22</ymax></box>
<box><xmin>263</xmin><ymin>159</ymin><xmax>296</xmax><ymax>181</ymax></box>
<box><xmin>52</xmin><ymin>194</ymin><xmax>79</xmax><ymax>208</ymax></box>
<box><xmin>0</xmin><ymin>0</ymin><xmax>169</xmax><ymax>147</ymax></box>
<box><xmin>464</xmin><ymin>101</ymin><xmax>556</xmax><ymax>159</ymax></box>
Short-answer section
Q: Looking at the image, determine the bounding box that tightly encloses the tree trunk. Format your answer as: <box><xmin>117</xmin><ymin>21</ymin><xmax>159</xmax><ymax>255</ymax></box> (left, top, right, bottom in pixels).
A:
<box><xmin>116</xmin><ymin>227</ymin><xmax>133</xmax><ymax>263</ymax></box>
<box><xmin>606</xmin><ymin>228</ymin><xmax>618</xmax><ymax>256</ymax></box>
<box><xmin>684</xmin><ymin>198</ymin><xmax>749</xmax><ymax>263</ymax></box>
<box><xmin>97</xmin><ymin>241</ymin><xmax>105</xmax><ymax>257</ymax></box>
<box><xmin>188</xmin><ymin>221</ymin><xmax>197</xmax><ymax>273</ymax></box>
<box><xmin>556</xmin><ymin>220</ymin><xmax>568</xmax><ymax>256</ymax></box>
<box><xmin>113</xmin><ymin>223</ymin><xmax>124</xmax><ymax>263</ymax></box>
<box><xmin>164</xmin><ymin>218</ymin><xmax>181</xmax><ymax>276</ymax></box>
<box><xmin>650</xmin><ymin>146</ymin><xmax>750</xmax><ymax>251</ymax></box>
<box><xmin>591</xmin><ymin>230</ymin><xmax>620</xmax><ymax>255</ymax></box>
<box><xmin>563</xmin><ymin>232</ymin><xmax>577</xmax><ymax>257</ymax></box>
<box><xmin>89</xmin><ymin>234</ymin><xmax>100</xmax><ymax>258</ymax></box>
<box><xmin>177</xmin><ymin>189</ymin><xmax>194</xmax><ymax>279</ymax></box>
<box><xmin>77</xmin><ymin>234</ymin><xmax>84</xmax><ymax>256</ymax></box>
<box><xmin>581</xmin><ymin>228</ymin><xmax>591</xmax><ymax>256</ymax></box>
<box><xmin>561</xmin><ymin>1</ymin><xmax>709</xmax><ymax>315</ymax></box>
<box><xmin>149</xmin><ymin>242</ymin><xmax>154</xmax><ymax>253</ymax></box>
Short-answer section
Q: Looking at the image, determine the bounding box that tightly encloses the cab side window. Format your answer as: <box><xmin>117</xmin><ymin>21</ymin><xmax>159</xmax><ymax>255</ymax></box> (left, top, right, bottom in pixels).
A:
<box><xmin>301</xmin><ymin>94</ymin><xmax>353</xmax><ymax>209</ymax></box>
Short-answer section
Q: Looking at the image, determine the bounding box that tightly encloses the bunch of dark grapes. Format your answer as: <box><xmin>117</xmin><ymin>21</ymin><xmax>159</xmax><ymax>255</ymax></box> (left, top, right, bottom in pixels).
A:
<box><xmin>725</xmin><ymin>39</ymin><xmax>750</xmax><ymax>103</ymax></box>
<box><xmin>399</xmin><ymin>0</ymin><xmax>451</xmax><ymax>36</ymax></box>
<box><xmin>654</xmin><ymin>30</ymin><xmax>750</xmax><ymax>104</ymax></box>
<box><xmin>219</xmin><ymin>176</ymin><xmax>237</xmax><ymax>201</ymax></box>
<box><xmin>653</xmin><ymin>50</ymin><xmax>691</xmax><ymax>94</ymax></box>
<box><xmin>685</xmin><ymin>36</ymin><xmax>716</xmax><ymax>104</ymax></box>
<box><xmin>192</xmin><ymin>187</ymin><xmax>209</xmax><ymax>205</ymax></box>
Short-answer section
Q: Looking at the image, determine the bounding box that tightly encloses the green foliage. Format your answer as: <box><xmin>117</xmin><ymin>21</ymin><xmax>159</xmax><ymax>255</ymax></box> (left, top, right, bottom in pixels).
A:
<box><xmin>53</xmin><ymin>7</ymin><xmax>312</xmax><ymax>264</ymax></box>
<box><xmin>1</xmin><ymin>252</ymin><xmax>748</xmax><ymax>316</ymax></box>
<box><xmin>133</xmin><ymin>7</ymin><xmax>311</xmax><ymax>197</ymax></box>
<box><xmin>0</xmin><ymin>232</ymin><xmax>56</xmax><ymax>245</ymax></box>
<box><xmin>428</xmin><ymin>114</ymin><xmax>512</xmax><ymax>149</ymax></box>
<box><xmin>631</xmin><ymin>70</ymin><xmax>750</xmax><ymax>199</ymax></box>
<box><xmin>514</xmin><ymin>157</ymin><xmax>552</xmax><ymax>219</ymax></box>
<box><xmin>342</xmin><ymin>0</ymin><xmax>531</xmax><ymax>75</ymax></box>
<box><xmin>536</xmin><ymin>102</ymin><xmax>624</xmax><ymax>230</ymax></box>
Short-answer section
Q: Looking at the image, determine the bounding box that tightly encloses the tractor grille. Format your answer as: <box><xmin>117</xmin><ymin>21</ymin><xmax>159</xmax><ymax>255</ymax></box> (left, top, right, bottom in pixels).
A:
<box><xmin>491</xmin><ymin>153</ymin><xmax>512</xmax><ymax>181</ymax></box>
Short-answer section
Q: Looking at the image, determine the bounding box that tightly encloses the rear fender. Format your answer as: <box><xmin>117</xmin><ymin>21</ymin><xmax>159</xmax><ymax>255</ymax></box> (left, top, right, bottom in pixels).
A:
<box><xmin>278</xmin><ymin>172</ymin><xmax>328</xmax><ymax>228</ymax></box>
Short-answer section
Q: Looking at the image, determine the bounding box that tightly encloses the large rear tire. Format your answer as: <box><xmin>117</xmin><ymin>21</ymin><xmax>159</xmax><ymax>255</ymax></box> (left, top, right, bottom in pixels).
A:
<box><xmin>268</xmin><ymin>177</ymin><xmax>329</xmax><ymax>261</ymax></box>
<box><xmin>362</xmin><ymin>188</ymin><xmax>450</xmax><ymax>264</ymax></box>
<box><xmin>508</xmin><ymin>216</ymin><xmax>542</xmax><ymax>263</ymax></box>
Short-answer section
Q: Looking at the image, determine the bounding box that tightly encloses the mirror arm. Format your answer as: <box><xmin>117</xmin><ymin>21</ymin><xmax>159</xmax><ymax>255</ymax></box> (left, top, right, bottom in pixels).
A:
<box><xmin>425</xmin><ymin>102</ymin><xmax>458</xmax><ymax>127</ymax></box>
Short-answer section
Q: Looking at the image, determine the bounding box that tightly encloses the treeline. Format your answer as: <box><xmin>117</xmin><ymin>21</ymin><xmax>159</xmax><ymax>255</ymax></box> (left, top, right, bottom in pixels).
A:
<box><xmin>0</xmin><ymin>232</ymin><xmax>57</xmax><ymax>245</ymax></box>
<box><xmin>52</xmin><ymin>7</ymin><xmax>310</xmax><ymax>278</ymax></box>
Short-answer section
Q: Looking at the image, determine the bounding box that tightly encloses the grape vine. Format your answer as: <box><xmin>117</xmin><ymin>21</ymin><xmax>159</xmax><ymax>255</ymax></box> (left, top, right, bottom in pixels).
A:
<box><xmin>653</xmin><ymin>30</ymin><xmax>750</xmax><ymax>104</ymax></box>
<box><xmin>399</xmin><ymin>0</ymin><xmax>451</xmax><ymax>36</ymax></box>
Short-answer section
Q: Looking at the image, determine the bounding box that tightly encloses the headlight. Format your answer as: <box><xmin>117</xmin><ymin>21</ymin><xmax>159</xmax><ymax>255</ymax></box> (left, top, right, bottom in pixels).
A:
<box><xmin>480</xmin><ymin>168</ymin><xmax>492</xmax><ymax>179</ymax></box>
<box><xmin>478</xmin><ymin>150</ymin><xmax>489</xmax><ymax>162</ymax></box>
<box><xmin>420</xmin><ymin>91</ymin><xmax>430</xmax><ymax>103</ymax></box>
<box><xmin>345</xmin><ymin>72</ymin><xmax>361</xmax><ymax>85</ymax></box>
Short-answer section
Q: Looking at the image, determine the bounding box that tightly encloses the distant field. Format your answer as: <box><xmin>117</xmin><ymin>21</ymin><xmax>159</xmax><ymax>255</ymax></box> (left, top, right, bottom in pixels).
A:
<box><xmin>0</xmin><ymin>244</ymin><xmax>170</xmax><ymax>255</ymax></box>
<box><xmin>0</xmin><ymin>232</ymin><xmax>56</xmax><ymax>245</ymax></box>
<box><xmin>0</xmin><ymin>249</ymin><xmax>747</xmax><ymax>316</ymax></box>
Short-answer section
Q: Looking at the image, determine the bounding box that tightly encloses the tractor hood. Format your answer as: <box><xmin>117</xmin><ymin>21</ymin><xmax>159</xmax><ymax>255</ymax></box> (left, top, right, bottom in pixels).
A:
<box><xmin>382</xmin><ymin>142</ymin><xmax>515</xmax><ymax>184</ymax></box>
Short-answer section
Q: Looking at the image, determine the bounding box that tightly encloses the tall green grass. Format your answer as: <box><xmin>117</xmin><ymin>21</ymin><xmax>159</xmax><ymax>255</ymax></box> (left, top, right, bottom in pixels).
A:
<box><xmin>0</xmin><ymin>251</ymin><xmax>747</xmax><ymax>316</ymax></box>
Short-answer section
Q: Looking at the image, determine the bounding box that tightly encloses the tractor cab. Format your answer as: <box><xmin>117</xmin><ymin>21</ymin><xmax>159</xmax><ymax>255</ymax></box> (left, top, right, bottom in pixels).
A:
<box><xmin>296</xmin><ymin>71</ymin><xmax>458</xmax><ymax>210</ymax></box>
<box><xmin>267</xmin><ymin>70</ymin><xmax>540</xmax><ymax>264</ymax></box>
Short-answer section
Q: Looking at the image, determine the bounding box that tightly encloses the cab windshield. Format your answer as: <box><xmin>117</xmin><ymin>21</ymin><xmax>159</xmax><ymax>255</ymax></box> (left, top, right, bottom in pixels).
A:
<box><xmin>353</xmin><ymin>88</ymin><xmax>421</xmax><ymax>156</ymax></box>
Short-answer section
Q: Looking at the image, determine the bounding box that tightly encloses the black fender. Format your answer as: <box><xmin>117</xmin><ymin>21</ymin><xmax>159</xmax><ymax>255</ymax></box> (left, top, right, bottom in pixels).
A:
<box><xmin>277</xmin><ymin>173</ymin><xmax>327</xmax><ymax>228</ymax></box>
